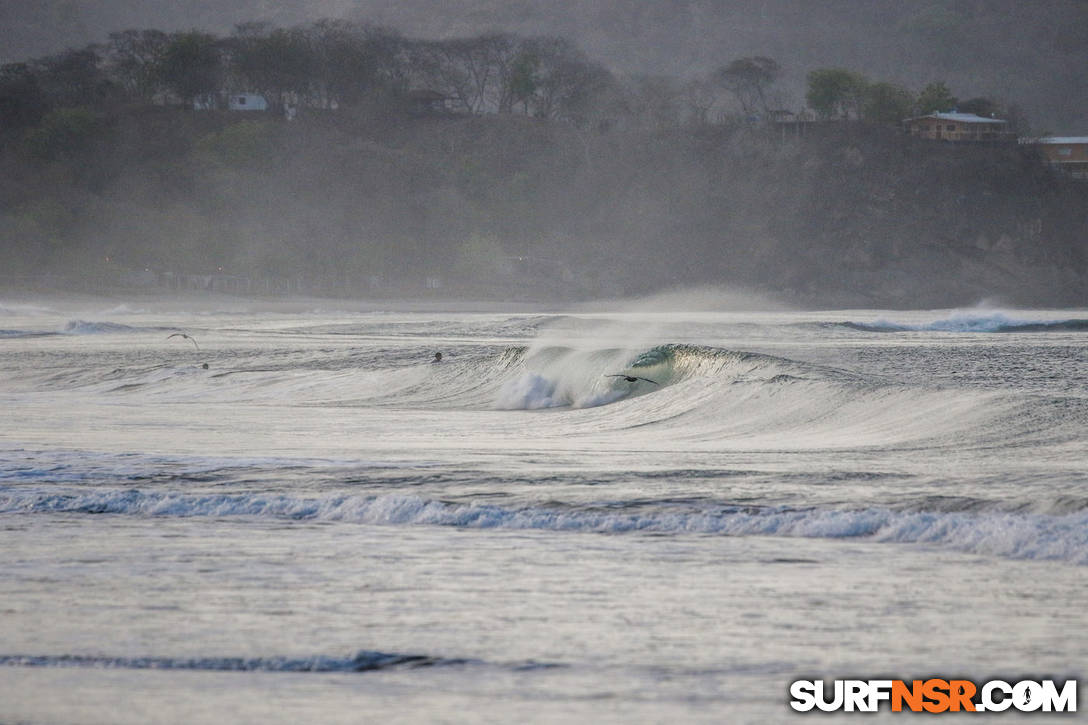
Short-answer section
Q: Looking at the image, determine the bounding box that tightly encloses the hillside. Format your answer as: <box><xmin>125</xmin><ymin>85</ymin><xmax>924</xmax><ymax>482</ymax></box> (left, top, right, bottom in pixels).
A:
<box><xmin>2</xmin><ymin>105</ymin><xmax>1085</xmax><ymax>307</ymax></box>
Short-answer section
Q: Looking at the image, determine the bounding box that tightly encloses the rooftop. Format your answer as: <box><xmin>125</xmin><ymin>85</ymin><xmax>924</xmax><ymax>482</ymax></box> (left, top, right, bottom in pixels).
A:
<box><xmin>904</xmin><ymin>112</ymin><xmax>1008</xmax><ymax>124</ymax></box>
<box><xmin>1031</xmin><ymin>137</ymin><xmax>1088</xmax><ymax>144</ymax></box>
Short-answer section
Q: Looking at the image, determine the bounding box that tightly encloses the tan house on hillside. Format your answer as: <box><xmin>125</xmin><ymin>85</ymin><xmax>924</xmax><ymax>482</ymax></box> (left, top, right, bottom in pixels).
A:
<box><xmin>1030</xmin><ymin>137</ymin><xmax>1088</xmax><ymax>179</ymax></box>
<box><xmin>903</xmin><ymin>112</ymin><xmax>1012</xmax><ymax>142</ymax></box>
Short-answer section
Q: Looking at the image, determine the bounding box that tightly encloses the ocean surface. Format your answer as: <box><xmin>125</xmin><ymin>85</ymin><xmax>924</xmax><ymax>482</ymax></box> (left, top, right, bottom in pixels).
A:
<box><xmin>1</xmin><ymin>295</ymin><xmax>1085</xmax><ymax>723</ymax></box>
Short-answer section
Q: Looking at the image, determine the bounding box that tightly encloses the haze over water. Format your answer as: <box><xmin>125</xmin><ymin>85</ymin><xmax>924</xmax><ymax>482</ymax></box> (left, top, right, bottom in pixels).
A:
<box><xmin>1</xmin><ymin>294</ymin><xmax>1085</xmax><ymax>722</ymax></box>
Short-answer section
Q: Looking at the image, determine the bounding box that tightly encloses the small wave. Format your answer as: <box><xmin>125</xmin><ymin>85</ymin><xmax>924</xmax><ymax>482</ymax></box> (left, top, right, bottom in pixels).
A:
<box><xmin>0</xmin><ymin>650</ymin><xmax>473</xmax><ymax>672</ymax></box>
<box><xmin>61</xmin><ymin>320</ymin><xmax>141</xmax><ymax>335</ymax></box>
<box><xmin>836</xmin><ymin>313</ymin><xmax>1088</xmax><ymax>333</ymax></box>
<box><xmin>0</xmin><ymin>329</ymin><xmax>57</xmax><ymax>339</ymax></box>
<box><xmin>3</xmin><ymin>489</ymin><xmax>1085</xmax><ymax>564</ymax></box>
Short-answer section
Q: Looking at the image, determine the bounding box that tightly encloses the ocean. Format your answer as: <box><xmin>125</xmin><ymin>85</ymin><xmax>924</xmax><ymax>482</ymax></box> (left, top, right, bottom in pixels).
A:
<box><xmin>1</xmin><ymin>295</ymin><xmax>1085</xmax><ymax>723</ymax></box>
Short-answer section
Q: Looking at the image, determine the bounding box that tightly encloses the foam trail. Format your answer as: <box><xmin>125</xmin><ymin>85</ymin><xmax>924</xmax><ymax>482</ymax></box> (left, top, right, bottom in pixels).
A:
<box><xmin>3</xmin><ymin>488</ymin><xmax>1085</xmax><ymax>565</ymax></box>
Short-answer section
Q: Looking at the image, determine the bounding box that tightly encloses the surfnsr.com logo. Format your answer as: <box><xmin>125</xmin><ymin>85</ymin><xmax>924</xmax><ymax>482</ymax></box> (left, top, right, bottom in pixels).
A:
<box><xmin>789</xmin><ymin>679</ymin><xmax>1077</xmax><ymax>713</ymax></box>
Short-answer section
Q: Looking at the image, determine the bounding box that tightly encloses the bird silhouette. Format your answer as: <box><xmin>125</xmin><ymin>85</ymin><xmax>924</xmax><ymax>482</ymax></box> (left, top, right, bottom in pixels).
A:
<box><xmin>167</xmin><ymin>333</ymin><xmax>199</xmax><ymax>350</ymax></box>
<box><xmin>605</xmin><ymin>374</ymin><xmax>658</xmax><ymax>385</ymax></box>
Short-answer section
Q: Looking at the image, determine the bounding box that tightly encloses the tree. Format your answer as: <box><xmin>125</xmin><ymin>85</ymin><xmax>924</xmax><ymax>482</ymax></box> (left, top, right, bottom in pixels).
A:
<box><xmin>806</xmin><ymin>68</ymin><xmax>869</xmax><ymax>120</ymax></box>
<box><xmin>229</xmin><ymin>23</ymin><xmax>313</xmax><ymax>112</ymax></box>
<box><xmin>467</xmin><ymin>34</ymin><xmax>519</xmax><ymax>114</ymax></box>
<box><xmin>714</xmin><ymin>56</ymin><xmax>780</xmax><ymax>117</ymax></box>
<box><xmin>106</xmin><ymin>29</ymin><xmax>169</xmax><ymax>101</ymax></box>
<box><xmin>682</xmin><ymin>77</ymin><xmax>717</xmax><ymax>126</ymax></box>
<box><xmin>35</xmin><ymin>48</ymin><xmax>108</xmax><ymax>108</ymax></box>
<box><xmin>307</xmin><ymin>20</ymin><xmax>402</xmax><ymax>107</ymax></box>
<box><xmin>0</xmin><ymin>63</ymin><xmax>48</xmax><ymax>130</ymax></box>
<box><xmin>158</xmin><ymin>31</ymin><xmax>222</xmax><ymax>106</ymax></box>
<box><xmin>624</xmin><ymin>75</ymin><xmax>683</xmax><ymax>130</ymax></box>
<box><xmin>862</xmin><ymin>82</ymin><xmax>915</xmax><ymax>124</ymax></box>
<box><xmin>916</xmin><ymin>81</ymin><xmax>957</xmax><ymax>114</ymax></box>
<box><xmin>407</xmin><ymin>33</ymin><xmax>523</xmax><ymax>114</ymax></box>
<box><xmin>518</xmin><ymin>36</ymin><xmax>613</xmax><ymax>124</ymax></box>
<box><xmin>507</xmin><ymin>50</ymin><xmax>538</xmax><ymax>115</ymax></box>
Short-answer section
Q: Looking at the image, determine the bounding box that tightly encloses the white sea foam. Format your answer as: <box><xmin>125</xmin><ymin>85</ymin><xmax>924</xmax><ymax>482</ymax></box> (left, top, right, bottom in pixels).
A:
<box><xmin>3</xmin><ymin>488</ymin><xmax>1084</xmax><ymax>564</ymax></box>
<box><xmin>496</xmin><ymin>373</ymin><xmax>564</xmax><ymax>409</ymax></box>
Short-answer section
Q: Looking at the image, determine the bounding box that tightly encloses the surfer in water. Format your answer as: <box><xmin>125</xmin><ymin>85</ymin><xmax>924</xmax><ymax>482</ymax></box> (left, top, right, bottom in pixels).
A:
<box><xmin>433</xmin><ymin>352</ymin><xmax>443</xmax><ymax>363</ymax></box>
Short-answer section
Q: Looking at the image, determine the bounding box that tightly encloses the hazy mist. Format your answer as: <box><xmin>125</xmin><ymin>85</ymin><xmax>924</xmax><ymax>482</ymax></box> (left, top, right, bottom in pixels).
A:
<box><xmin>2</xmin><ymin>1</ymin><xmax>1086</xmax><ymax>307</ymax></box>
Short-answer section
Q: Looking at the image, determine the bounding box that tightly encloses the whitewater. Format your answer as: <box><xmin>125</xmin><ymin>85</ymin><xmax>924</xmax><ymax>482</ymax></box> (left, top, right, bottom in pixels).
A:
<box><xmin>0</xmin><ymin>296</ymin><xmax>1085</xmax><ymax>723</ymax></box>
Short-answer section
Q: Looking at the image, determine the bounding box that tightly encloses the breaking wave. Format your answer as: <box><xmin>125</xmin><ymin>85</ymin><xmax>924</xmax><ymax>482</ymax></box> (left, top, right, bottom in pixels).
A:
<box><xmin>19</xmin><ymin>337</ymin><xmax>1084</xmax><ymax>454</ymax></box>
<box><xmin>837</xmin><ymin>312</ymin><xmax>1088</xmax><ymax>333</ymax></box>
<box><xmin>3</xmin><ymin>488</ymin><xmax>1085</xmax><ymax>565</ymax></box>
<box><xmin>62</xmin><ymin>320</ymin><xmax>143</xmax><ymax>335</ymax></box>
<box><xmin>492</xmin><ymin>343</ymin><xmax>847</xmax><ymax>410</ymax></box>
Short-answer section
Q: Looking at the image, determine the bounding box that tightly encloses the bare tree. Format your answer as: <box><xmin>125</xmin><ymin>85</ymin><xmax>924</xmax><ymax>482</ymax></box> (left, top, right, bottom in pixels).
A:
<box><xmin>682</xmin><ymin>76</ymin><xmax>718</xmax><ymax>126</ymax></box>
<box><xmin>408</xmin><ymin>37</ymin><xmax>497</xmax><ymax>114</ymax></box>
<box><xmin>713</xmin><ymin>56</ymin><xmax>780</xmax><ymax>117</ymax></box>
<box><xmin>515</xmin><ymin>36</ymin><xmax>613</xmax><ymax>125</ymax></box>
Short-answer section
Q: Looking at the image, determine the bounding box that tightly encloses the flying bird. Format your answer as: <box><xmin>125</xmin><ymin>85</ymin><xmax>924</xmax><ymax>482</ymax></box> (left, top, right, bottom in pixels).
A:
<box><xmin>605</xmin><ymin>374</ymin><xmax>659</xmax><ymax>385</ymax></box>
<box><xmin>167</xmin><ymin>333</ymin><xmax>199</xmax><ymax>350</ymax></box>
